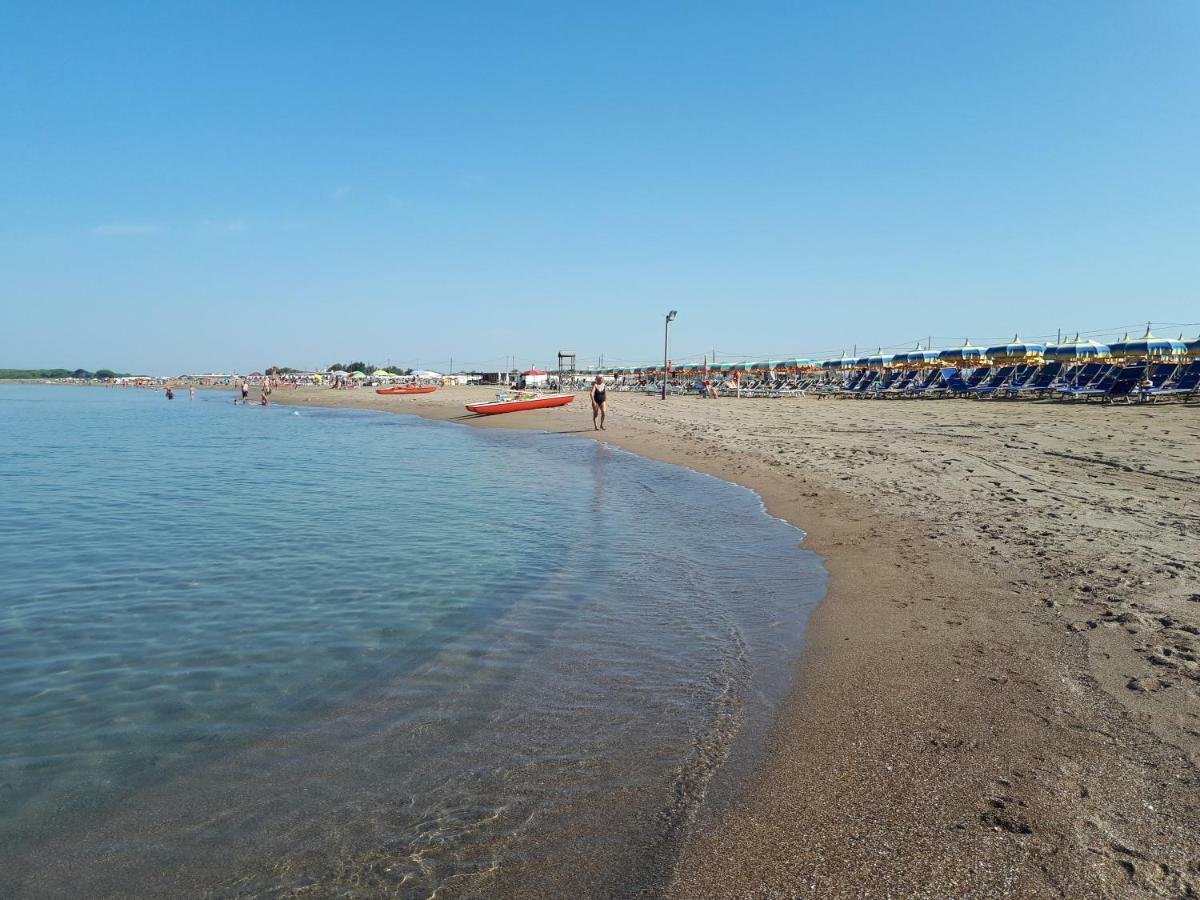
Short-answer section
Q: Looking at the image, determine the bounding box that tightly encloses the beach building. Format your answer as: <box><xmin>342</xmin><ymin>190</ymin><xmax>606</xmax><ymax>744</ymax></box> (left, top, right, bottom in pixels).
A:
<box><xmin>519</xmin><ymin>368</ymin><xmax>549</xmax><ymax>388</ymax></box>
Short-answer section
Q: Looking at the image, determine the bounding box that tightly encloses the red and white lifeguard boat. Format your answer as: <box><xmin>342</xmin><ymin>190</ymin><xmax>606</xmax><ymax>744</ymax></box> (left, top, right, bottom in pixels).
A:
<box><xmin>465</xmin><ymin>392</ymin><xmax>575</xmax><ymax>416</ymax></box>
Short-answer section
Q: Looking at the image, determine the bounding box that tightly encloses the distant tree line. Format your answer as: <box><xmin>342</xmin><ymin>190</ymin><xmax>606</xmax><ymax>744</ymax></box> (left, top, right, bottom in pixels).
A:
<box><xmin>0</xmin><ymin>368</ymin><xmax>130</xmax><ymax>380</ymax></box>
<box><xmin>325</xmin><ymin>362</ymin><xmax>412</xmax><ymax>375</ymax></box>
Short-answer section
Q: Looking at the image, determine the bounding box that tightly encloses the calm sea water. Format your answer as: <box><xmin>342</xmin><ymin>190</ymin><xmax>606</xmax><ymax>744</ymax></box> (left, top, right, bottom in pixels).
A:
<box><xmin>0</xmin><ymin>384</ymin><xmax>825</xmax><ymax>898</ymax></box>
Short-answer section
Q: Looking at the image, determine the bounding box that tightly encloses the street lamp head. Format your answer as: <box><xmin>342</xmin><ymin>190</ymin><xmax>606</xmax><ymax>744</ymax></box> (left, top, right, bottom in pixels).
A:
<box><xmin>666</xmin><ymin>310</ymin><xmax>678</xmax><ymax>322</ymax></box>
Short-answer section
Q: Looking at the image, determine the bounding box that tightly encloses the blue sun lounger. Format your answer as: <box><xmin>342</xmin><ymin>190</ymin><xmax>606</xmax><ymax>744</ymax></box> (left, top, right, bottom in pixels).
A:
<box><xmin>1059</xmin><ymin>364</ymin><xmax>1145</xmax><ymax>402</ymax></box>
<box><xmin>966</xmin><ymin>366</ymin><xmax>1015</xmax><ymax>396</ymax></box>
<box><xmin>1143</xmin><ymin>360</ymin><xmax>1200</xmax><ymax>401</ymax></box>
<box><xmin>1005</xmin><ymin>362</ymin><xmax>1063</xmax><ymax>397</ymax></box>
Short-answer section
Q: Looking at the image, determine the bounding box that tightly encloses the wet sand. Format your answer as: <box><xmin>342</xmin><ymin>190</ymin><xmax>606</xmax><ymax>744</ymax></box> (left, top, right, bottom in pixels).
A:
<box><xmin>271</xmin><ymin>384</ymin><xmax>1200</xmax><ymax>898</ymax></box>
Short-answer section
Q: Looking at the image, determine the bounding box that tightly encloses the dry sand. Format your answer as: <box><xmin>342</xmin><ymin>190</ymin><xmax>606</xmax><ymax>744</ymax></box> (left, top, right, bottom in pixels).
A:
<box><xmin>271</xmin><ymin>384</ymin><xmax>1200</xmax><ymax>898</ymax></box>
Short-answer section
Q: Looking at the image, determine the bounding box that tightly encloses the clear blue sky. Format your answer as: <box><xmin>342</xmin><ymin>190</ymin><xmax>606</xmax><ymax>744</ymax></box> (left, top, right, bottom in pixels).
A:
<box><xmin>2</xmin><ymin>2</ymin><xmax>1197</xmax><ymax>374</ymax></box>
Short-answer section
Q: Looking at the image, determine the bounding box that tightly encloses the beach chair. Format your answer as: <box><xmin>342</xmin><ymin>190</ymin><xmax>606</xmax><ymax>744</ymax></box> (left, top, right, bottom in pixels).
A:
<box><xmin>876</xmin><ymin>370</ymin><xmax>917</xmax><ymax>396</ymax></box>
<box><xmin>836</xmin><ymin>371</ymin><xmax>873</xmax><ymax>396</ymax></box>
<box><xmin>940</xmin><ymin>370</ymin><xmax>975</xmax><ymax>396</ymax></box>
<box><xmin>901</xmin><ymin>369</ymin><xmax>937</xmax><ymax>396</ymax></box>
<box><xmin>1059</xmin><ymin>364</ymin><xmax>1144</xmax><ymax>402</ymax></box>
<box><xmin>1056</xmin><ymin>369</ymin><xmax>1114</xmax><ymax>400</ymax></box>
<box><xmin>966</xmin><ymin>366</ymin><xmax>1015</xmax><ymax>397</ymax></box>
<box><xmin>1143</xmin><ymin>360</ymin><xmax>1200</xmax><ymax>401</ymax></box>
<box><xmin>1148</xmin><ymin>362</ymin><xmax>1180</xmax><ymax>388</ymax></box>
<box><xmin>964</xmin><ymin>367</ymin><xmax>993</xmax><ymax>388</ymax></box>
<box><xmin>1068</xmin><ymin>362</ymin><xmax>1106</xmax><ymax>388</ymax></box>
<box><xmin>1006</xmin><ymin>362</ymin><xmax>1063</xmax><ymax>397</ymax></box>
<box><xmin>850</xmin><ymin>372</ymin><xmax>879</xmax><ymax>396</ymax></box>
<box><xmin>986</xmin><ymin>365</ymin><xmax>1033</xmax><ymax>398</ymax></box>
<box><xmin>911</xmin><ymin>368</ymin><xmax>954</xmax><ymax>397</ymax></box>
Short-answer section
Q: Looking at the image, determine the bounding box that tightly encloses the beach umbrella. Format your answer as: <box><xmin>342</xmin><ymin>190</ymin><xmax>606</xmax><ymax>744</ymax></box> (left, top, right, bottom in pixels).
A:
<box><xmin>893</xmin><ymin>343</ymin><xmax>941</xmax><ymax>367</ymax></box>
<box><xmin>1120</xmin><ymin>326</ymin><xmax>1188</xmax><ymax>359</ymax></box>
<box><xmin>778</xmin><ymin>357</ymin><xmax>814</xmax><ymax>370</ymax></box>
<box><xmin>861</xmin><ymin>348</ymin><xmax>894</xmax><ymax>369</ymax></box>
<box><xmin>1045</xmin><ymin>334</ymin><xmax>1111</xmax><ymax>362</ymax></box>
<box><xmin>729</xmin><ymin>361</ymin><xmax>754</xmax><ymax>372</ymax></box>
<box><xmin>1106</xmin><ymin>333</ymin><xmax>1131</xmax><ymax>357</ymax></box>
<box><xmin>350</xmin><ymin>371</ymin><xmax>366</xmax><ymax>379</ymax></box>
<box><xmin>820</xmin><ymin>352</ymin><xmax>855</xmax><ymax>370</ymax></box>
<box><xmin>750</xmin><ymin>360</ymin><xmax>774</xmax><ymax>372</ymax></box>
<box><xmin>1186</xmin><ymin>334</ymin><xmax>1200</xmax><ymax>358</ymax></box>
<box><xmin>371</xmin><ymin>369</ymin><xmax>392</xmax><ymax>377</ymax></box>
<box><xmin>985</xmin><ymin>334</ymin><xmax>1045</xmax><ymax>362</ymax></box>
<box><xmin>938</xmin><ymin>339</ymin><xmax>988</xmax><ymax>367</ymax></box>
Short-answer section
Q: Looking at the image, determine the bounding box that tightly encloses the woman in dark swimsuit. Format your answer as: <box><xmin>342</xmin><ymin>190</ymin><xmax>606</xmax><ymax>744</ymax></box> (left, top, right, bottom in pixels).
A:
<box><xmin>590</xmin><ymin>376</ymin><xmax>608</xmax><ymax>430</ymax></box>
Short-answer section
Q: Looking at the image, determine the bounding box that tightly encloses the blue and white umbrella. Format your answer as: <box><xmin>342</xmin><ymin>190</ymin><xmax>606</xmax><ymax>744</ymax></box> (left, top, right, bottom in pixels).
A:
<box><xmin>938</xmin><ymin>339</ymin><xmax>989</xmax><ymax>367</ymax></box>
<box><xmin>1186</xmin><ymin>334</ymin><xmax>1200</xmax><ymax>358</ymax></box>
<box><xmin>1045</xmin><ymin>334</ymin><xmax>1111</xmax><ymax>361</ymax></box>
<box><xmin>1106</xmin><ymin>333</ymin><xmax>1131</xmax><ymax>356</ymax></box>
<box><xmin>893</xmin><ymin>343</ymin><xmax>942</xmax><ymax>367</ymax></box>
<box><xmin>821</xmin><ymin>352</ymin><xmax>856</xmax><ymax>370</ymax></box>
<box><xmin>862</xmin><ymin>348</ymin><xmax>894</xmax><ymax>369</ymax></box>
<box><xmin>985</xmin><ymin>334</ymin><xmax>1045</xmax><ymax>362</ymax></box>
<box><xmin>1120</xmin><ymin>326</ymin><xmax>1187</xmax><ymax>359</ymax></box>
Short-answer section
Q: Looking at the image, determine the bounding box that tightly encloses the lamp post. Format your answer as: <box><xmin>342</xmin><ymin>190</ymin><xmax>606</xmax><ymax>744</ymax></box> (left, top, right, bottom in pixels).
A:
<box><xmin>662</xmin><ymin>309</ymin><xmax>677</xmax><ymax>400</ymax></box>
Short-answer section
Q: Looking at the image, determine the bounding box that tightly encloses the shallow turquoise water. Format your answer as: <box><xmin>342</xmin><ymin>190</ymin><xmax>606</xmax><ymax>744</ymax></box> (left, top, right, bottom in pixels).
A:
<box><xmin>0</xmin><ymin>384</ymin><xmax>825</xmax><ymax>898</ymax></box>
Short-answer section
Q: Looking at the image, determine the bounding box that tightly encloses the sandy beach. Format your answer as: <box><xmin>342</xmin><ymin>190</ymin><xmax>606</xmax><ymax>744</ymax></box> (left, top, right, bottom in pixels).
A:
<box><xmin>265</xmin><ymin>384</ymin><xmax>1200</xmax><ymax>898</ymax></box>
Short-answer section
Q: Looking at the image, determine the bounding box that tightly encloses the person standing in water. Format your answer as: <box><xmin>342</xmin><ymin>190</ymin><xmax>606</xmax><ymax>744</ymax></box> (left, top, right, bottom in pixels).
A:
<box><xmin>241</xmin><ymin>380</ymin><xmax>249</xmax><ymax>402</ymax></box>
<box><xmin>590</xmin><ymin>375</ymin><xmax>608</xmax><ymax>431</ymax></box>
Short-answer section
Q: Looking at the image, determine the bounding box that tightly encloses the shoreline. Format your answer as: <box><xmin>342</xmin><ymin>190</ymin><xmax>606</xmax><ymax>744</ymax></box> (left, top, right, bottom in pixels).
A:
<box><xmin>267</xmin><ymin>384</ymin><xmax>1199</xmax><ymax>898</ymax></box>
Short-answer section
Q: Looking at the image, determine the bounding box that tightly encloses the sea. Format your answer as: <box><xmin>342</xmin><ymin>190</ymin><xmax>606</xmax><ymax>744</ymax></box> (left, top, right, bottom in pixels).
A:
<box><xmin>0</xmin><ymin>383</ymin><xmax>825</xmax><ymax>899</ymax></box>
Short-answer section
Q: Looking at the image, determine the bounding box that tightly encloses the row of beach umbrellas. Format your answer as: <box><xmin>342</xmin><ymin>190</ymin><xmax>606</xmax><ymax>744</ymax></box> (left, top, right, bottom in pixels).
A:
<box><xmin>584</xmin><ymin>326</ymin><xmax>1199</xmax><ymax>375</ymax></box>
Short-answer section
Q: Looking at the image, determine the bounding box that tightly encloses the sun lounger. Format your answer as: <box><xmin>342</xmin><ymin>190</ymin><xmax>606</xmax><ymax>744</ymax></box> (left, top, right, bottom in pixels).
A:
<box><xmin>1006</xmin><ymin>362</ymin><xmax>1063</xmax><ymax>397</ymax></box>
<box><xmin>875</xmin><ymin>370</ymin><xmax>917</xmax><ymax>396</ymax></box>
<box><xmin>910</xmin><ymin>368</ymin><xmax>955</xmax><ymax>397</ymax></box>
<box><xmin>967</xmin><ymin>366</ymin><xmax>1016</xmax><ymax>397</ymax></box>
<box><xmin>1143</xmin><ymin>360</ymin><xmax>1200</xmax><ymax>401</ymax></box>
<box><xmin>1059</xmin><ymin>364</ymin><xmax>1145</xmax><ymax>402</ymax></box>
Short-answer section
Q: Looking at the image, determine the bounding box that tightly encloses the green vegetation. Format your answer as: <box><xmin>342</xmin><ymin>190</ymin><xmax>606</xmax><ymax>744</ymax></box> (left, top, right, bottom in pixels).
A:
<box><xmin>326</xmin><ymin>362</ymin><xmax>412</xmax><ymax>376</ymax></box>
<box><xmin>0</xmin><ymin>368</ymin><xmax>131</xmax><ymax>380</ymax></box>
<box><xmin>265</xmin><ymin>366</ymin><xmax>302</xmax><ymax>375</ymax></box>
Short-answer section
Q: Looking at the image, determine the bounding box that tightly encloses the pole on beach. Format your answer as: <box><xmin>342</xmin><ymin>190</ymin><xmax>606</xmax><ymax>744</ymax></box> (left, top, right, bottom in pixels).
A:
<box><xmin>662</xmin><ymin>310</ymin><xmax>677</xmax><ymax>400</ymax></box>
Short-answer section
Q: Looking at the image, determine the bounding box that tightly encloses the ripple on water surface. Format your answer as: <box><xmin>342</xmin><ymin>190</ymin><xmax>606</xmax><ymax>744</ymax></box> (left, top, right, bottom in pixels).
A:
<box><xmin>0</xmin><ymin>384</ymin><xmax>825</xmax><ymax>897</ymax></box>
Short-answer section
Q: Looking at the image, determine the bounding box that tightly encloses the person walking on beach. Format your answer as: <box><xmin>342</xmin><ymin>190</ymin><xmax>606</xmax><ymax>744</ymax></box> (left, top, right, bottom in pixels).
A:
<box><xmin>590</xmin><ymin>375</ymin><xmax>608</xmax><ymax>430</ymax></box>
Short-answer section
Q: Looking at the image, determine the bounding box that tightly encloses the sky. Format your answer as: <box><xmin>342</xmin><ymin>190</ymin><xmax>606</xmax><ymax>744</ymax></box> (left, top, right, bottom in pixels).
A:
<box><xmin>2</xmin><ymin>1</ymin><xmax>1198</xmax><ymax>374</ymax></box>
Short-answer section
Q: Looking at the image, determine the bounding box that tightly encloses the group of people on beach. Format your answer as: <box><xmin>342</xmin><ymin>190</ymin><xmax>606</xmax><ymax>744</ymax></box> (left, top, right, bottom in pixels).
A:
<box><xmin>228</xmin><ymin>379</ymin><xmax>272</xmax><ymax>406</ymax></box>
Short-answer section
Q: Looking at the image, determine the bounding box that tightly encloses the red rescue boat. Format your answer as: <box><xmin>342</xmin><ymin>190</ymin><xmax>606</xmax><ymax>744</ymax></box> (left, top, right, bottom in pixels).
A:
<box><xmin>465</xmin><ymin>392</ymin><xmax>575</xmax><ymax>415</ymax></box>
<box><xmin>376</xmin><ymin>386</ymin><xmax>438</xmax><ymax>395</ymax></box>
